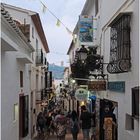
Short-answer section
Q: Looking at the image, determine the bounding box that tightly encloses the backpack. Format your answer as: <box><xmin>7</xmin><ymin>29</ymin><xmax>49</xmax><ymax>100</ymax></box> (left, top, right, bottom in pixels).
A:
<box><xmin>72</xmin><ymin>120</ymin><xmax>79</xmax><ymax>133</ymax></box>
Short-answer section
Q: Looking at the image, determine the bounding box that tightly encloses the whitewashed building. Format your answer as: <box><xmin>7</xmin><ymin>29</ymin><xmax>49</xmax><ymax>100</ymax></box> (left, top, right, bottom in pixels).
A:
<box><xmin>63</xmin><ymin>67</ymin><xmax>69</xmax><ymax>86</ymax></box>
<box><xmin>68</xmin><ymin>0</ymin><xmax>139</xmax><ymax>140</ymax></box>
<box><xmin>1</xmin><ymin>3</ymin><xmax>49</xmax><ymax>140</ymax></box>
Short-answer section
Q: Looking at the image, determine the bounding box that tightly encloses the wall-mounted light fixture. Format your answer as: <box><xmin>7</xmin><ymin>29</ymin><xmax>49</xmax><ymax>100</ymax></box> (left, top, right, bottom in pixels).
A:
<box><xmin>71</xmin><ymin>45</ymin><xmax>104</xmax><ymax>78</ymax></box>
<box><xmin>77</xmin><ymin>45</ymin><xmax>88</xmax><ymax>63</ymax></box>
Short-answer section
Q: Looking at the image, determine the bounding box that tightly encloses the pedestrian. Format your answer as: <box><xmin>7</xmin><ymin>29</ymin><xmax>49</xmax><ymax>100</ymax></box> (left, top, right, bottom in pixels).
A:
<box><xmin>70</xmin><ymin>110</ymin><xmax>80</xmax><ymax>140</ymax></box>
<box><xmin>36</xmin><ymin>112</ymin><xmax>45</xmax><ymax>135</ymax></box>
<box><xmin>55</xmin><ymin>109</ymin><xmax>61</xmax><ymax>121</ymax></box>
<box><xmin>55</xmin><ymin>111</ymin><xmax>67</xmax><ymax>140</ymax></box>
<box><xmin>66</xmin><ymin>110</ymin><xmax>71</xmax><ymax>118</ymax></box>
<box><xmin>80</xmin><ymin>105</ymin><xmax>92</xmax><ymax>140</ymax></box>
<box><xmin>45</xmin><ymin>111</ymin><xmax>53</xmax><ymax>135</ymax></box>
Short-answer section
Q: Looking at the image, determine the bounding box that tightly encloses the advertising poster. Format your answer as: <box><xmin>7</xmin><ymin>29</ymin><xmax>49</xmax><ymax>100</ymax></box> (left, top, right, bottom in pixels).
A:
<box><xmin>79</xmin><ymin>15</ymin><xmax>93</xmax><ymax>45</ymax></box>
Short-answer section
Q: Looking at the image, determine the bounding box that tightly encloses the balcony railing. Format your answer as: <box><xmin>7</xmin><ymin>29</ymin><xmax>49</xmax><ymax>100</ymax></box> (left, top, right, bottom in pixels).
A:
<box><xmin>18</xmin><ymin>24</ymin><xmax>30</xmax><ymax>42</ymax></box>
<box><xmin>36</xmin><ymin>49</ymin><xmax>43</xmax><ymax>66</ymax></box>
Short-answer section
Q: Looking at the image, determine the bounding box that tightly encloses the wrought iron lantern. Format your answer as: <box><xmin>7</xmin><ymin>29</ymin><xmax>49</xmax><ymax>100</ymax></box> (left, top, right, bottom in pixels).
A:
<box><xmin>77</xmin><ymin>45</ymin><xmax>88</xmax><ymax>63</ymax></box>
<box><xmin>70</xmin><ymin>45</ymin><xmax>107</xmax><ymax>82</ymax></box>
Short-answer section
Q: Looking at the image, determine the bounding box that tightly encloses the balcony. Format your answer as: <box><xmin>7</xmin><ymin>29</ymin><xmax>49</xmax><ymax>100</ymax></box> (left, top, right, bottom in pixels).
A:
<box><xmin>1</xmin><ymin>32</ymin><xmax>18</xmax><ymax>51</ymax></box>
<box><xmin>36</xmin><ymin>49</ymin><xmax>43</xmax><ymax>66</ymax></box>
<box><xmin>1</xmin><ymin>11</ymin><xmax>18</xmax><ymax>51</ymax></box>
<box><xmin>16</xmin><ymin>52</ymin><xmax>33</xmax><ymax>64</ymax></box>
<box><xmin>41</xmin><ymin>57</ymin><xmax>49</xmax><ymax>71</ymax></box>
<box><xmin>18</xmin><ymin>24</ymin><xmax>30</xmax><ymax>42</ymax></box>
<box><xmin>1</xmin><ymin>7</ymin><xmax>34</xmax><ymax>52</ymax></box>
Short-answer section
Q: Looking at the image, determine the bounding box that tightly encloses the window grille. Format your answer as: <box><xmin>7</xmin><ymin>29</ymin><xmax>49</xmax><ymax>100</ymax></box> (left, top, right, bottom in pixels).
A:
<box><xmin>107</xmin><ymin>14</ymin><xmax>131</xmax><ymax>73</ymax></box>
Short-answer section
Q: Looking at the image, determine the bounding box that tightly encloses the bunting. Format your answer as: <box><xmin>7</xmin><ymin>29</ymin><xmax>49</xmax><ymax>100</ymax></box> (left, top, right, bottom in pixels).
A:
<box><xmin>66</xmin><ymin>27</ymin><xmax>73</xmax><ymax>35</ymax></box>
<box><xmin>39</xmin><ymin>0</ymin><xmax>73</xmax><ymax>35</ymax></box>
<box><xmin>56</xmin><ymin>19</ymin><xmax>61</xmax><ymax>27</ymax></box>
<box><xmin>40</xmin><ymin>0</ymin><xmax>46</xmax><ymax>13</ymax></box>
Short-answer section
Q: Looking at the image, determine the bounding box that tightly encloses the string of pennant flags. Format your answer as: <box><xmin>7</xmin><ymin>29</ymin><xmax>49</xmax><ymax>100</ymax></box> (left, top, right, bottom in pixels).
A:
<box><xmin>37</xmin><ymin>0</ymin><xmax>97</xmax><ymax>40</ymax></box>
<box><xmin>39</xmin><ymin>0</ymin><xmax>73</xmax><ymax>35</ymax></box>
<box><xmin>34</xmin><ymin>0</ymin><xmax>99</xmax><ymax>57</ymax></box>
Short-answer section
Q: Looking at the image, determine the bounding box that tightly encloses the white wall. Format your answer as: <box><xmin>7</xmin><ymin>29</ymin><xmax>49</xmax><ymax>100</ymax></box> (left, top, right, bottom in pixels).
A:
<box><xmin>1</xmin><ymin>51</ymin><xmax>30</xmax><ymax>140</ymax></box>
<box><xmin>2</xmin><ymin>4</ymin><xmax>48</xmax><ymax>140</ymax></box>
<box><xmin>71</xmin><ymin>0</ymin><xmax>139</xmax><ymax>139</ymax></box>
<box><xmin>100</xmin><ymin>0</ymin><xmax>139</xmax><ymax>139</ymax></box>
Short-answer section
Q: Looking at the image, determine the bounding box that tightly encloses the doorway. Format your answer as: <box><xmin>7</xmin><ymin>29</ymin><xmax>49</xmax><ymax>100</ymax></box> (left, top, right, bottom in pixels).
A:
<box><xmin>100</xmin><ymin>99</ymin><xmax>118</xmax><ymax>140</ymax></box>
<box><xmin>19</xmin><ymin>95</ymin><xmax>29</xmax><ymax>139</ymax></box>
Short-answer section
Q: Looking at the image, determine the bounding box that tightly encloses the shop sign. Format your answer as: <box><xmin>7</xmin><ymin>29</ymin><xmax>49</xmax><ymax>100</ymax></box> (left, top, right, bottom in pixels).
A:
<box><xmin>108</xmin><ymin>81</ymin><xmax>125</xmax><ymax>92</ymax></box>
<box><xmin>88</xmin><ymin>81</ymin><xmax>106</xmax><ymax>91</ymax></box>
<box><xmin>75</xmin><ymin>88</ymin><xmax>88</xmax><ymax>101</ymax></box>
<box><xmin>104</xmin><ymin>117</ymin><xmax>113</xmax><ymax>140</ymax></box>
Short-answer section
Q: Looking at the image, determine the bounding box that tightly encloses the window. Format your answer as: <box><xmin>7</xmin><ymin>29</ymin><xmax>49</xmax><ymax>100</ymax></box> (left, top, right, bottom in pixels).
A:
<box><xmin>107</xmin><ymin>14</ymin><xmax>131</xmax><ymax>73</ymax></box>
<box><xmin>36</xmin><ymin>39</ymin><xmax>38</xmax><ymax>50</ymax></box>
<box><xmin>32</xmin><ymin>27</ymin><xmax>34</xmax><ymax>38</ymax></box>
<box><xmin>132</xmin><ymin>87</ymin><xmax>139</xmax><ymax>119</ymax></box>
<box><xmin>95</xmin><ymin>0</ymin><xmax>98</xmax><ymax>16</ymax></box>
<box><xmin>20</xmin><ymin>71</ymin><xmax>23</xmax><ymax>87</ymax></box>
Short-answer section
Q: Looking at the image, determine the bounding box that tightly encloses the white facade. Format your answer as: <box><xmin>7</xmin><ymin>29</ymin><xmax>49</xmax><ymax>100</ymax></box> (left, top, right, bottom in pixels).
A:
<box><xmin>1</xmin><ymin>3</ymin><xmax>49</xmax><ymax>140</ymax></box>
<box><xmin>54</xmin><ymin>79</ymin><xmax>63</xmax><ymax>95</ymax></box>
<box><xmin>63</xmin><ymin>67</ymin><xmax>69</xmax><ymax>86</ymax></box>
<box><xmin>1</xmin><ymin>5</ymin><xmax>33</xmax><ymax>140</ymax></box>
<box><xmin>99</xmin><ymin>0</ymin><xmax>139</xmax><ymax>139</ymax></box>
<box><xmin>68</xmin><ymin>0</ymin><xmax>139</xmax><ymax>140</ymax></box>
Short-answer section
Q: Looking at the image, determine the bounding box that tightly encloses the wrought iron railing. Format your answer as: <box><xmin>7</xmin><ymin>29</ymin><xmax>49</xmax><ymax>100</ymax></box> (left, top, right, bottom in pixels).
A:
<box><xmin>107</xmin><ymin>14</ymin><xmax>131</xmax><ymax>73</ymax></box>
<box><xmin>36</xmin><ymin>49</ymin><xmax>43</xmax><ymax>65</ymax></box>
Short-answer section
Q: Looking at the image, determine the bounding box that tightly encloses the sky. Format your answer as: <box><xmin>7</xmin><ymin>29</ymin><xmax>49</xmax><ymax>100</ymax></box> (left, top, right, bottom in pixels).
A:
<box><xmin>2</xmin><ymin>0</ymin><xmax>86</xmax><ymax>66</ymax></box>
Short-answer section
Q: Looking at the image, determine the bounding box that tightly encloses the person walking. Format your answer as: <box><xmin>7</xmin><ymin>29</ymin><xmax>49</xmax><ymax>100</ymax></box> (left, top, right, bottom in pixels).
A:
<box><xmin>55</xmin><ymin>111</ymin><xmax>67</xmax><ymax>140</ymax></box>
<box><xmin>80</xmin><ymin>105</ymin><xmax>92</xmax><ymax>140</ymax></box>
<box><xmin>70</xmin><ymin>110</ymin><xmax>80</xmax><ymax>140</ymax></box>
<box><xmin>36</xmin><ymin>112</ymin><xmax>45</xmax><ymax>135</ymax></box>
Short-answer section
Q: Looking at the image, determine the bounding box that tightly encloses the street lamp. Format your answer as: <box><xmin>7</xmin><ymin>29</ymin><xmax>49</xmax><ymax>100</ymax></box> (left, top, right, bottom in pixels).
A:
<box><xmin>71</xmin><ymin>79</ymin><xmax>76</xmax><ymax>84</ymax></box>
<box><xmin>70</xmin><ymin>45</ymin><xmax>109</xmax><ymax>84</ymax></box>
<box><xmin>77</xmin><ymin>45</ymin><xmax>88</xmax><ymax>63</ymax></box>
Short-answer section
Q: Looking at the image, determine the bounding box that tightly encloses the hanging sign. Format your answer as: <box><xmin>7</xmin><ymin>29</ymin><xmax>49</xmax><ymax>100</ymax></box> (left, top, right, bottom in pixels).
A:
<box><xmin>88</xmin><ymin>81</ymin><xmax>106</xmax><ymax>91</ymax></box>
<box><xmin>104</xmin><ymin>117</ymin><xmax>113</xmax><ymax>140</ymax></box>
<box><xmin>75</xmin><ymin>88</ymin><xmax>88</xmax><ymax>101</ymax></box>
<box><xmin>108</xmin><ymin>81</ymin><xmax>125</xmax><ymax>92</ymax></box>
<box><xmin>79</xmin><ymin>15</ymin><xmax>93</xmax><ymax>46</ymax></box>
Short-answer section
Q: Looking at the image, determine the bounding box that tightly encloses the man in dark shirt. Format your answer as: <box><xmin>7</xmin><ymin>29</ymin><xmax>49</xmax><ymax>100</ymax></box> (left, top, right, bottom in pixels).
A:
<box><xmin>80</xmin><ymin>105</ymin><xmax>92</xmax><ymax>140</ymax></box>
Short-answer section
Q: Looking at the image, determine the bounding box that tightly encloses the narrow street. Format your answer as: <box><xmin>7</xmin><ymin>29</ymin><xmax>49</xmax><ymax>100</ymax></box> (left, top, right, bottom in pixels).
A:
<box><xmin>48</xmin><ymin>132</ymin><xmax>83</xmax><ymax>140</ymax></box>
<box><xmin>1</xmin><ymin>0</ymin><xmax>139</xmax><ymax>140</ymax></box>
<box><xmin>33</xmin><ymin>131</ymin><xmax>83</xmax><ymax>140</ymax></box>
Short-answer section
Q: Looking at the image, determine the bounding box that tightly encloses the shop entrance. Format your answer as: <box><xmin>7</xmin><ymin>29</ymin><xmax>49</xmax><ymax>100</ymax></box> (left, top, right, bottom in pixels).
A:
<box><xmin>100</xmin><ymin>99</ymin><xmax>118</xmax><ymax>140</ymax></box>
